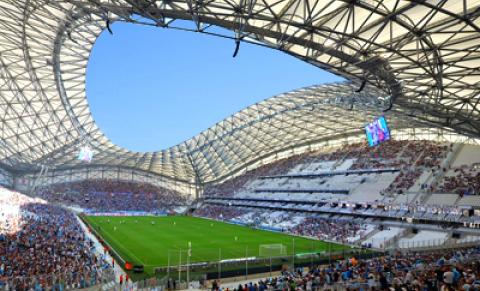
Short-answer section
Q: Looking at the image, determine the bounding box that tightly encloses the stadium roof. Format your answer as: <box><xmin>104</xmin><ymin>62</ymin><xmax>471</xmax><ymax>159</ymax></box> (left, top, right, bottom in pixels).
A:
<box><xmin>0</xmin><ymin>0</ymin><xmax>479</xmax><ymax>184</ymax></box>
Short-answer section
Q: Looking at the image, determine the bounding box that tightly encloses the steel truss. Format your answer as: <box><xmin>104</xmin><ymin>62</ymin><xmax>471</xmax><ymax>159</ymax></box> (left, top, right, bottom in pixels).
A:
<box><xmin>0</xmin><ymin>0</ymin><xmax>479</xmax><ymax>186</ymax></box>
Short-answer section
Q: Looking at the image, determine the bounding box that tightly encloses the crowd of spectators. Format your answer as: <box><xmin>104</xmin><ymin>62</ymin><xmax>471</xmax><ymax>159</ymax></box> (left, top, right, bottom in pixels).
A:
<box><xmin>343</xmin><ymin>140</ymin><xmax>406</xmax><ymax>164</ymax></box>
<box><xmin>326</xmin><ymin>141</ymin><xmax>448</xmax><ymax>196</ymax></box>
<box><xmin>205</xmin><ymin>140</ymin><xmax>452</xmax><ymax>198</ymax></box>
<box><xmin>382</xmin><ymin>169</ymin><xmax>423</xmax><ymax>195</ymax></box>
<box><xmin>203</xmin><ymin>154</ymin><xmax>312</xmax><ymax>197</ymax></box>
<box><xmin>196</xmin><ymin>193</ymin><xmax>480</xmax><ymax>233</ymax></box>
<box><xmin>0</xmin><ymin>187</ymin><xmax>112</xmax><ymax>290</ymax></box>
<box><xmin>322</xmin><ymin>141</ymin><xmax>449</xmax><ymax>197</ymax></box>
<box><xmin>193</xmin><ymin>204</ymin><xmax>373</xmax><ymax>244</ymax></box>
<box><xmin>415</xmin><ymin>143</ymin><xmax>450</xmax><ymax>168</ymax></box>
<box><xmin>290</xmin><ymin>217</ymin><xmax>368</xmax><ymax>244</ymax></box>
<box><xmin>0</xmin><ymin>188</ymin><xmax>44</xmax><ymax>234</ymax></box>
<box><xmin>380</xmin><ymin>142</ymin><xmax>449</xmax><ymax>195</ymax></box>
<box><xmin>37</xmin><ymin>179</ymin><xmax>188</xmax><ymax>212</ymax></box>
<box><xmin>349</xmin><ymin>141</ymin><xmax>449</xmax><ymax>171</ymax></box>
<box><xmin>193</xmin><ymin>204</ymin><xmax>245</xmax><ymax>220</ymax></box>
<box><xmin>222</xmin><ymin>247</ymin><xmax>480</xmax><ymax>291</ymax></box>
<box><xmin>436</xmin><ymin>166</ymin><xmax>480</xmax><ymax>195</ymax></box>
<box><xmin>191</xmin><ymin>203</ymin><xmax>244</xmax><ymax>220</ymax></box>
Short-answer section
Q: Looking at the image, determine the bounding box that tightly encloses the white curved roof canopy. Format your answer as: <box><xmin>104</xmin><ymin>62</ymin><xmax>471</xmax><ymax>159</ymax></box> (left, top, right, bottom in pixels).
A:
<box><xmin>0</xmin><ymin>0</ymin><xmax>479</xmax><ymax>184</ymax></box>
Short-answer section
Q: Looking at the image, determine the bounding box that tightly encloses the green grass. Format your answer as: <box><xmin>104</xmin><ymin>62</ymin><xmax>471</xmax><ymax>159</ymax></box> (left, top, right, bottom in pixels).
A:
<box><xmin>84</xmin><ymin>215</ymin><xmax>349</xmax><ymax>277</ymax></box>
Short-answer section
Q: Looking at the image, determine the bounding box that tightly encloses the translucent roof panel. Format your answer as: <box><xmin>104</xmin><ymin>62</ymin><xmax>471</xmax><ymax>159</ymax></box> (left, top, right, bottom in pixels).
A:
<box><xmin>0</xmin><ymin>0</ymin><xmax>479</xmax><ymax>184</ymax></box>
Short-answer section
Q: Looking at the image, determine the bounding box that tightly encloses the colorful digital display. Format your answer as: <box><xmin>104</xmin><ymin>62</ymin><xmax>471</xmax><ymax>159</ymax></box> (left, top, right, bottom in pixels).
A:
<box><xmin>365</xmin><ymin>116</ymin><xmax>391</xmax><ymax>147</ymax></box>
<box><xmin>77</xmin><ymin>146</ymin><xmax>93</xmax><ymax>162</ymax></box>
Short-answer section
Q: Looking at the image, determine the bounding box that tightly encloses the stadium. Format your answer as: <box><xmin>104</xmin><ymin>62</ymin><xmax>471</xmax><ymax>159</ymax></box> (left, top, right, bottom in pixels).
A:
<box><xmin>0</xmin><ymin>0</ymin><xmax>480</xmax><ymax>290</ymax></box>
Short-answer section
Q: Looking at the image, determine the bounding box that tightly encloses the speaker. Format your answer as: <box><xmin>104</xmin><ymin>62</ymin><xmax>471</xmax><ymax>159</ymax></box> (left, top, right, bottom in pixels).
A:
<box><xmin>412</xmin><ymin>228</ymin><xmax>418</xmax><ymax>234</ymax></box>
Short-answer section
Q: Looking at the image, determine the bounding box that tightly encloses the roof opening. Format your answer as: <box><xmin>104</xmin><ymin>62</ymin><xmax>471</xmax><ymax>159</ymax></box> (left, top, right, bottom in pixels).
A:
<box><xmin>86</xmin><ymin>21</ymin><xmax>343</xmax><ymax>152</ymax></box>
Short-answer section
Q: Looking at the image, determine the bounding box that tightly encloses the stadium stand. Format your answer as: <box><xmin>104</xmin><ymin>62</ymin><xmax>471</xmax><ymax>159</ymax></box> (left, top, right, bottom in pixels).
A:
<box><xmin>36</xmin><ymin>180</ymin><xmax>188</xmax><ymax>212</ymax></box>
<box><xmin>425</xmin><ymin>194</ymin><xmax>461</xmax><ymax>206</ymax></box>
<box><xmin>458</xmin><ymin>196</ymin><xmax>480</xmax><ymax>208</ymax></box>
<box><xmin>193</xmin><ymin>204</ymin><xmax>245</xmax><ymax>220</ymax></box>
<box><xmin>0</xmin><ymin>135</ymin><xmax>478</xmax><ymax>290</ymax></box>
<box><xmin>204</xmin><ymin>141</ymin><xmax>451</xmax><ymax>201</ymax></box>
<box><xmin>218</xmin><ymin>247</ymin><xmax>480</xmax><ymax>291</ymax></box>
<box><xmin>397</xmin><ymin>230</ymin><xmax>449</xmax><ymax>249</ymax></box>
<box><xmin>2</xmin><ymin>0</ymin><xmax>480</xmax><ymax>288</ymax></box>
<box><xmin>290</xmin><ymin>217</ymin><xmax>375</xmax><ymax>244</ymax></box>
<box><xmin>435</xmin><ymin>166</ymin><xmax>480</xmax><ymax>195</ymax></box>
<box><xmin>0</xmin><ymin>187</ymin><xmax>113</xmax><ymax>289</ymax></box>
<box><xmin>195</xmin><ymin>141</ymin><xmax>480</xmax><ymax>257</ymax></box>
<box><xmin>361</xmin><ymin>227</ymin><xmax>405</xmax><ymax>249</ymax></box>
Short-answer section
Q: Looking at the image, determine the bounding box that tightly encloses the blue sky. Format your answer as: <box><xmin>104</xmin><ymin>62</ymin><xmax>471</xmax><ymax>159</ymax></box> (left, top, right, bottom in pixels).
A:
<box><xmin>86</xmin><ymin>21</ymin><xmax>343</xmax><ymax>152</ymax></box>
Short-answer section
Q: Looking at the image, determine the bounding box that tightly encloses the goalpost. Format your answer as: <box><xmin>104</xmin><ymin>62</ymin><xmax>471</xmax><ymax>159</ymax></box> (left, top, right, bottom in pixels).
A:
<box><xmin>259</xmin><ymin>244</ymin><xmax>287</xmax><ymax>257</ymax></box>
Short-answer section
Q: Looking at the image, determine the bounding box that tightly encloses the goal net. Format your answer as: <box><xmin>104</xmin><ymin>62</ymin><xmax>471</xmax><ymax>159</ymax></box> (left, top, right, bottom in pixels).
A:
<box><xmin>259</xmin><ymin>244</ymin><xmax>287</xmax><ymax>257</ymax></box>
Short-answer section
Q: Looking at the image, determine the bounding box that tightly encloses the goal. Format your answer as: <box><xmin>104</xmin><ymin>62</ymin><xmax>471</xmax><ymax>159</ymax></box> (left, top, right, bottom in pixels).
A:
<box><xmin>259</xmin><ymin>244</ymin><xmax>287</xmax><ymax>257</ymax></box>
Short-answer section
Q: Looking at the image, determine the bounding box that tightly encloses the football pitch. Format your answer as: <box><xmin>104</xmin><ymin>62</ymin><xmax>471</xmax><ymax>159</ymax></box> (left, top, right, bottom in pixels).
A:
<box><xmin>84</xmin><ymin>215</ymin><xmax>349</xmax><ymax>276</ymax></box>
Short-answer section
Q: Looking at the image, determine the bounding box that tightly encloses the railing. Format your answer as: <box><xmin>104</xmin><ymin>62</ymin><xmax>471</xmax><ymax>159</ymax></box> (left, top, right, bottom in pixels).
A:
<box><xmin>1</xmin><ymin>267</ymin><xmax>115</xmax><ymax>291</ymax></box>
<box><xmin>397</xmin><ymin>236</ymin><xmax>480</xmax><ymax>251</ymax></box>
<box><xmin>129</xmin><ymin>248</ymin><xmax>381</xmax><ymax>291</ymax></box>
<box><xmin>383</xmin><ymin>228</ymin><xmax>409</xmax><ymax>249</ymax></box>
<box><xmin>360</xmin><ymin>228</ymin><xmax>408</xmax><ymax>250</ymax></box>
<box><xmin>361</xmin><ymin>231</ymin><xmax>480</xmax><ymax>252</ymax></box>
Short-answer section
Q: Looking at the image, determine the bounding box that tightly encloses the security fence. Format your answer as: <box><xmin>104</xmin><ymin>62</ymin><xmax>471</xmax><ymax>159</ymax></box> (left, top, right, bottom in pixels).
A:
<box><xmin>145</xmin><ymin>245</ymin><xmax>377</xmax><ymax>288</ymax></box>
